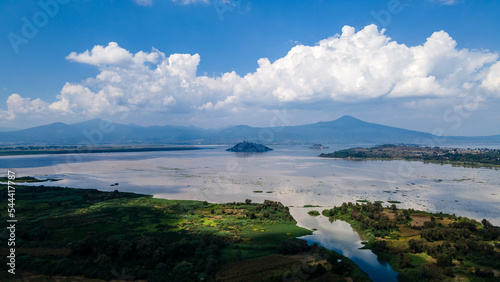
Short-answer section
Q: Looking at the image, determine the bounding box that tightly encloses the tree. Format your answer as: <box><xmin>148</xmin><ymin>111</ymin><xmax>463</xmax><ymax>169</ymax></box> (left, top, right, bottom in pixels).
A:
<box><xmin>397</xmin><ymin>253</ymin><xmax>412</xmax><ymax>269</ymax></box>
<box><xmin>436</xmin><ymin>254</ymin><xmax>452</xmax><ymax>267</ymax></box>
<box><xmin>409</xmin><ymin>239</ymin><xmax>425</xmax><ymax>253</ymax></box>
<box><xmin>481</xmin><ymin>219</ymin><xmax>493</xmax><ymax>229</ymax></box>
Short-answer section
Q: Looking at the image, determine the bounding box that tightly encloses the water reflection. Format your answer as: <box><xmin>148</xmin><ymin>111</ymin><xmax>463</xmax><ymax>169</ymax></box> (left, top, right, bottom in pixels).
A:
<box><xmin>292</xmin><ymin>209</ymin><xmax>398</xmax><ymax>282</ymax></box>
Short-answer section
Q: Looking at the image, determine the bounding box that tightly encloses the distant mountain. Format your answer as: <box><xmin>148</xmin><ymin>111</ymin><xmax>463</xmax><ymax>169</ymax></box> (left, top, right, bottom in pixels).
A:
<box><xmin>0</xmin><ymin>127</ymin><xmax>21</xmax><ymax>132</ymax></box>
<box><xmin>0</xmin><ymin>116</ymin><xmax>498</xmax><ymax>146</ymax></box>
<box><xmin>205</xmin><ymin>115</ymin><xmax>436</xmax><ymax>145</ymax></box>
<box><xmin>0</xmin><ymin>119</ymin><xmax>211</xmax><ymax>145</ymax></box>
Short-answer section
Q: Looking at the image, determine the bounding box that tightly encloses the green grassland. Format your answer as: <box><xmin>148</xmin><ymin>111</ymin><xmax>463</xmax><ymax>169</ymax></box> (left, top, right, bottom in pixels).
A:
<box><xmin>322</xmin><ymin>202</ymin><xmax>500</xmax><ymax>281</ymax></box>
<box><xmin>0</xmin><ymin>185</ymin><xmax>369</xmax><ymax>281</ymax></box>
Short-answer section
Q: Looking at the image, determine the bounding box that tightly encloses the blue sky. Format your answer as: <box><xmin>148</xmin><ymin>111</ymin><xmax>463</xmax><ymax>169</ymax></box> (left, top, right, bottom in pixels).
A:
<box><xmin>1</xmin><ymin>0</ymin><xmax>499</xmax><ymax>136</ymax></box>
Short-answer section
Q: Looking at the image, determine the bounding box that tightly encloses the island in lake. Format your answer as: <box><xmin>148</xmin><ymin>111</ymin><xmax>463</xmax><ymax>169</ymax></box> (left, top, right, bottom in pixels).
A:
<box><xmin>319</xmin><ymin>144</ymin><xmax>500</xmax><ymax>168</ymax></box>
<box><xmin>226</xmin><ymin>141</ymin><xmax>273</xmax><ymax>152</ymax></box>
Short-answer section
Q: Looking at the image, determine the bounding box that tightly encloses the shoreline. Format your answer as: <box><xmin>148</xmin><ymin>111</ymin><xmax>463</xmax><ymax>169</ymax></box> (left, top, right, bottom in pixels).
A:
<box><xmin>0</xmin><ymin>145</ymin><xmax>210</xmax><ymax>157</ymax></box>
<box><xmin>319</xmin><ymin>156</ymin><xmax>500</xmax><ymax>169</ymax></box>
<box><xmin>319</xmin><ymin>144</ymin><xmax>500</xmax><ymax>168</ymax></box>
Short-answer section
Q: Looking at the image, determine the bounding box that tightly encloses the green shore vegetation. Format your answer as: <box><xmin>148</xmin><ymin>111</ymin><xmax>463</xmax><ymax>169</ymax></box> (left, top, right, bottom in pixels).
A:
<box><xmin>0</xmin><ymin>185</ymin><xmax>369</xmax><ymax>281</ymax></box>
<box><xmin>0</xmin><ymin>145</ymin><xmax>201</xmax><ymax>157</ymax></box>
<box><xmin>0</xmin><ymin>176</ymin><xmax>61</xmax><ymax>183</ymax></box>
<box><xmin>322</xmin><ymin>201</ymin><xmax>500</xmax><ymax>281</ymax></box>
<box><xmin>319</xmin><ymin>144</ymin><xmax>500</xmax><ymax>168</ymax></box>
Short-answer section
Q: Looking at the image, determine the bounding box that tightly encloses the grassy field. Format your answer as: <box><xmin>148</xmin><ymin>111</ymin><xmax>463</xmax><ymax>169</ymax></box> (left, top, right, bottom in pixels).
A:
<box><xmin>0</xmin><ymin>185</ymin><xmax>369</xmax><ymax>281</ymax></box>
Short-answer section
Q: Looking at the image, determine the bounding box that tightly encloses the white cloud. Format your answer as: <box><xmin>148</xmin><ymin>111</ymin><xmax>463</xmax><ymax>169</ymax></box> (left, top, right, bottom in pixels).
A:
<box><xmin>0</xmin><ymin>94</ymin><xmax>49</xmax><ymax>120</ymax></box>
<box><xmin>2</xmin><ymin>24</ymin><xmax>499</xmax><ymax>129</ymax></box>
<box><xmin>481</xmin><ymin>61</ymin><xmax>500</xmax><ymax>95</ymax></box>
<box><xmin>66</xmin><ymin>42</ymin><xmax>160</xmax><ymax>67</ymax></box>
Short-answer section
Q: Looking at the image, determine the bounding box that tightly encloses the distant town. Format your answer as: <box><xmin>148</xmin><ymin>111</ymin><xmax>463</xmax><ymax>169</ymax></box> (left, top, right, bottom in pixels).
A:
<box><xmin>319</xmin><ymin>144</ymin><xmax>500</xmax><ymax>168</ymax></box>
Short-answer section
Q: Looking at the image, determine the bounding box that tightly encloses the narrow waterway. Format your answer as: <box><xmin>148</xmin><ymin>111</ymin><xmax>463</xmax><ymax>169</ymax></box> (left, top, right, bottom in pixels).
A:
<box><xmin>291</xmin><ymin>208</ymin><xmax>399</xmax><ymax>282</ymax></box>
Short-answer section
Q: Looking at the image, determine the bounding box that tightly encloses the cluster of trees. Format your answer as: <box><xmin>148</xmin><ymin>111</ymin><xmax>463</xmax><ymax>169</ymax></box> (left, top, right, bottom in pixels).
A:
<box><xmin>14</xmin><ymin>232</ymin><xmax>225</xmax><ymax>281</ymax></box>
<box><xmin>323</xmin><ymin>202</ymin><xmax>398</xmax><ymax>237</ymax></box>
<box><xmin>323</xmin><ymin>201</ymin><xmax>500</xmax><ymax>281</ymax></box>
<box><xmin>214</xmin><ymin>199</ymin><xmax>295</xmax><ymax>223</ymax></box>
<box><xmin>422</xmin><ymin>151</ymin><xmax>500</xmax><ymax>165</ymax></box>
<box><xmin>406</xmin><ymin>218</ymin><xmax>500</xmax><ymax>271</ymax></box>
<box><xmin>320</xmin><ymin>145</ymin><xmax>500</xmax><ymax>166</ymax></box>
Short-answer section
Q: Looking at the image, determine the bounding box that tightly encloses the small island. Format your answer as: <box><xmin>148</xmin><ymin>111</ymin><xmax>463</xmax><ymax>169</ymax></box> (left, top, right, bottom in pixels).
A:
<box><xmin>310</xmin><ymin>144</ymin><xmax>329</xmax><ymax>150</ymax></box>
<box><xmin>319</xmin><ymin>144</ymin><xmax>500</xmax><ymax>168</ymax></box>
<box><xmin>226</xmin><ymin>141</ymin><xmax>273</xmax><ymax>152</ymax></box>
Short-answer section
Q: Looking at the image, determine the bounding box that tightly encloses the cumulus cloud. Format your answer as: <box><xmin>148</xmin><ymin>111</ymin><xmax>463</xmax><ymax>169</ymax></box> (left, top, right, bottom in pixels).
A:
<box><xmin>2</xmin><ymin>24</ymin><xmax>499</xmax><ymax>127</ymax></box>
<box><xmin>0</xmin><ymin>94</ymin><xmax>49</xmax><ymax>120</ymax></box>
<box><xmin>66</xmin><ymin>42</ymin><xmax>161</xmax><ymax>67</ymax></box>
<box><xmin>481</xmin><ymin>61</ymin><xmax>500</xmax><ymax>94</ymax></box>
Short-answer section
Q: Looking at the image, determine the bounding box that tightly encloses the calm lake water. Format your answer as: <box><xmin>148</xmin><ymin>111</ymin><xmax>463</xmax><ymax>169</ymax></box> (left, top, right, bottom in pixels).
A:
<box><xmin>291</xmin><ymin>209</ymin><xmax>398</xmax><ymax>281</ymax></box>
<box><xmin>2</xmin><ymin>144</ymin><xmax>499</xmax><ymax>280</ymax></box>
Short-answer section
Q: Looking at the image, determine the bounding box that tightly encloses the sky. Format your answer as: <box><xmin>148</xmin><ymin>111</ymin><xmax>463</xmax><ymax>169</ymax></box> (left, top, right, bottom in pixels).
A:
<box><xmin>0</xmin><ymin>0</ymin><xmax>499</xmax><ymax>136</ymax></box>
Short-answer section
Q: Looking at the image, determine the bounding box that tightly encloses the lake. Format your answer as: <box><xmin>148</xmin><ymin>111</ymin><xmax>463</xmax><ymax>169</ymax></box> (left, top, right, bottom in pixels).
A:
<box><xmin>291</xmin><ymin>209</ymin><xmax>398</xmax><ymax>281</ymax></box>
<box><xmin>1</xmin><ymin>144</ymin><xmax>499</xmax><ymax>280</ymax></box>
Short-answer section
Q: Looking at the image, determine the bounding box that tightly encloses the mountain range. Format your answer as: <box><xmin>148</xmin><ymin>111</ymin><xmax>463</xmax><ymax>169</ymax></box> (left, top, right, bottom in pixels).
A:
<box><xmin>0</xmin><ymin>116</ymin><xmax>498</xmax><ymax>146</ymax></box>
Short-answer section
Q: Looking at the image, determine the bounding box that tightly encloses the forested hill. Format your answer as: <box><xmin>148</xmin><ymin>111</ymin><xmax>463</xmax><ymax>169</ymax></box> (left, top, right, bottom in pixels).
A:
<box><xmin>1</xmin><ymin>116</ymin><xmax>499</xmax><ymax>145</ymax></box>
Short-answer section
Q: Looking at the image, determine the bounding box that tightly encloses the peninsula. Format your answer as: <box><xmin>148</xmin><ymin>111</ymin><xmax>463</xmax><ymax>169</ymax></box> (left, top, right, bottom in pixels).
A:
<box><xmin>0</xmin><ymin>184</ymin><xmax>368</xmax><ymax>281</ymax></box>
<box><xmin>319</xmin><ymin>144</ymin><xmax>500</xmax><ymax>168</ymax></box>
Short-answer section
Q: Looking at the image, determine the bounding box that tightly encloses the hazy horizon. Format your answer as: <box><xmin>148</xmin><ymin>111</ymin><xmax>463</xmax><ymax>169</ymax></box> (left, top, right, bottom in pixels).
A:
<box><xmin>2</xmin><ymin>1</ymin><xmax>500</xmax><ymax>135</ymax></box>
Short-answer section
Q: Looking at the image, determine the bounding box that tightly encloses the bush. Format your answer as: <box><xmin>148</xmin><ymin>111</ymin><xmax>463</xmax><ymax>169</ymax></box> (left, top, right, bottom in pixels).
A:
<box><xmin>277</xmin><ymin>239</ymin><xmax>309</xmax><ymax>254</ymax></box>
<box><xmin>308</xmin><ymin>210</ymin><xmax>320</xmax><ymax>216</ymax></box>
<box><xmin>397</xmin><ymin>253</ymin><xmax>412</xmax><ymax>269</ymax></box>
